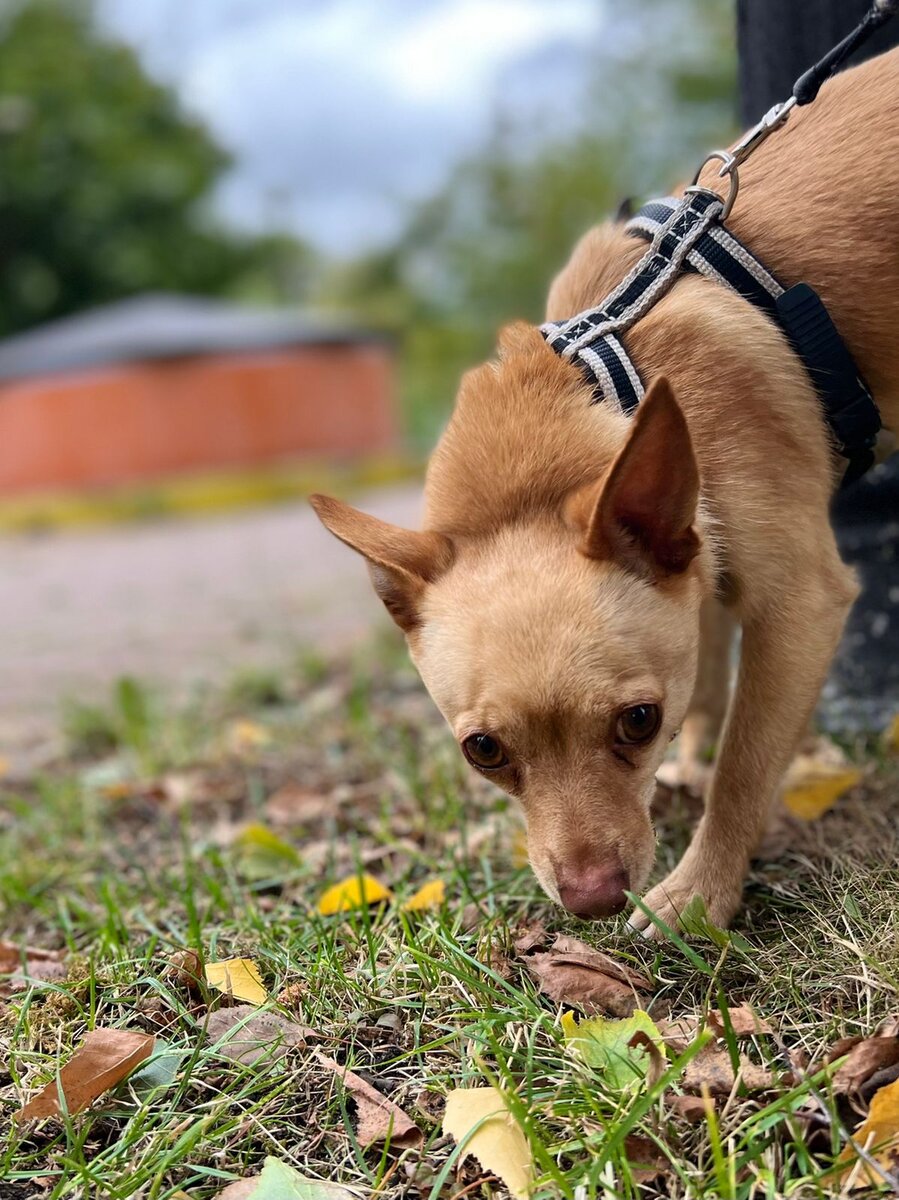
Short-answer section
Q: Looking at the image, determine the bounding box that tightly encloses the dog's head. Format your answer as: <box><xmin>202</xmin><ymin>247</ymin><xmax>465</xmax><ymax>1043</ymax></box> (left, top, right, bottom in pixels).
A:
<box><xmin>311</xmin><ymin>377</ymin><xmax>706</xmax><ymax>919</ymax></box>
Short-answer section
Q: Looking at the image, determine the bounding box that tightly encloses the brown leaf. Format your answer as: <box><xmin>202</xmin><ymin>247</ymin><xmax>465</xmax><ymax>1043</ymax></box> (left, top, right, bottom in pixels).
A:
<box><xmin>524</xmin><ymin>934</ymin><xmax>652</xmax><ymax>1017</ymax></box>
<box><xmin>0</xmin><ymin>941</ymin><xmax>65</xmax><ymax>975</ymax></box>
<box><xmin>628</xmin><ymin>1030</ymin><xmax>665</xmax><ymax>1089</ymax></box>
<box><xmin>708</xmin><ymin>1005</ymin><xmax>773</xmax><ymax>1038</ymax></box>
<box><xmin>623</xmin><ymin>1132</ymin><xmax>670</xmax><ymax>1184</ymax></box>
<box><xmin>167</xmin><ymin>949</ymin><xmax>203</xmax><ymax>991</ymax></box>
<box><xmin>316</xmin><ymin>1052</ymin><xmax>421</xmax><ymax>1147</ymax></box>
<box><xmin>832</xmin><ymin>1036</ymin><xmax>899</xmax><ymax>1095</ymax></box>
<box><xmin>206</xmin><ymin>1005</ymin><xmax>316</xmax><ymax>1066</ymax></box>
<box><xmin>512</xmin><ymin>920</ymin><xmax>548</xmax><ymax>956</ymax></box>
<box><xmin>655</xmin><ymin>1014</ymin><xmax>701</xmax><ymax>1053</ymax></box>
<box><xmin>669</xmin><ymin>1093</ymin><xmax>710</xmax><ymax>1123</ymax></box>
<box><xmin>681</xmin><ymin>1044</ymin><xmax>775</xmax><ymax>1097</ymax></box>
<box><xmin>264</xmin><ymin>783</ymin><xmax>332</xmax><ymax>827</ymax></box>
<box><xmin>15</xmin><ymin>1029</ymin><xmax>155</xmax><ymax>1121</ymax></box>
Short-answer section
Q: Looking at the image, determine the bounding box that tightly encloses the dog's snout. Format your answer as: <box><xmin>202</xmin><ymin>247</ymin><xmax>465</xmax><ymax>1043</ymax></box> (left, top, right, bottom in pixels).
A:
<box><xmin>555</xmin><ymin>857</ymin><xmax>630</xmax><ymax>919</ymax></box>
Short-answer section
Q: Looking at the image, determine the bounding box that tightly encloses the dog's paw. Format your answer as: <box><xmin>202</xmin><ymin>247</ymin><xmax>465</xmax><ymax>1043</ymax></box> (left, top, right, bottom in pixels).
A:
<box><xmin>627</xmin><ymin>862</ymin><xmax>743</xmax><ymax>940</ymax></box>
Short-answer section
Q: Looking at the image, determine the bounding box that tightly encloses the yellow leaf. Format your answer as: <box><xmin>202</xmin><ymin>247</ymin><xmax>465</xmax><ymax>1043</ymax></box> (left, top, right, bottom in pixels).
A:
<box><xmin>226</xmin><ymin>719</ymin><xmax>271</xmax><ymax>755</ymax></box>
<box><xmin>884</xmin><ymin>714</ymin><xmax>899</xmax><ymax>754</ymax></box>
<box><xmin>562</xmin><ymin>1009</ymin><xmax>667</xmax><ymax>1092</ymax></box>
<box><xmin>783</xmin><ymin>765</ymin><xmax>861</xmax><ymax>821</ymax></box>
<box><xmin>510</xmin><ymin>826</ymin><xmax>529</xmax><ymax>868</ymax></box>
<box><xmin>234</xmin><ymin>823</ymin><xmax>300</xmax><ymax>880</ymax></box>
<box><xmin>205</xmin><ymin>958</ymin><xmax>268</xmax><ymax>1006</ymax></box>
<box><xmin>838</xmin><ymin>1076</ymin><xmax>899</xmax><ymax>1189</ymax></box>
<box><xmin>443</xmin><ymin>1086</ymin><xmax>532</xmax><ymax>1199</ymax></box>
<box><xmin>0</xmin><ymin>755</ymin><xmax>9</xmax><ymax>779</ymax></box>
<box><xmin>402</xmin><ymin>879</ymin><xmax>445</xmax><ymax>913</ymax></box>
<box><xmin>316</xmin><ymin>874</ymin><xmax>392</xmax><ymax>915</ymax></box>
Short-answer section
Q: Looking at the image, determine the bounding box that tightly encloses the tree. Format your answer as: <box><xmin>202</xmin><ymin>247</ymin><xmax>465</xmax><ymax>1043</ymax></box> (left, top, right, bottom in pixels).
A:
<box><xmin>0</xmin><ymin>0</ymin><xmax>297</xmax><ymax>335</ymax></box>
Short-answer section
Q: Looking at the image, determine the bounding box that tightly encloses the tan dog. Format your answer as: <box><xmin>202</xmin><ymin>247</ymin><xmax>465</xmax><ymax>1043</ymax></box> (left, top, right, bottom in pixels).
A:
<box><xmin>312</xmin><ymin>49</ymin><xmax>899</xmax><ymax>934</ymax></box>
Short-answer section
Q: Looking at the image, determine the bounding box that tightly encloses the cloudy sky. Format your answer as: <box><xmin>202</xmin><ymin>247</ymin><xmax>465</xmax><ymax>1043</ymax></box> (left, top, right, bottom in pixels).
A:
<box><xmin>97</xmin><ymin>0</ymin><xmax>607</xmax><ymax>255</ymax></box>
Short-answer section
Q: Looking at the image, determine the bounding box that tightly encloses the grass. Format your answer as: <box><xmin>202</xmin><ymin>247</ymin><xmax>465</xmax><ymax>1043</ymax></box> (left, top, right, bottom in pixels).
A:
<box><xmin>1</xmin><ymin>638</ymin><xmax>898</xmax><ymax>1198</ymax></box>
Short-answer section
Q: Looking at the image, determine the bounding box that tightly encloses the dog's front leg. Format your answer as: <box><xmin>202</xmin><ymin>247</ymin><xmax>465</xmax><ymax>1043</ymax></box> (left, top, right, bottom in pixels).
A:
<box><xmin>630</xmin><ymin>559</ymin><xmax>858</xmax><ymax>935</ymax></box>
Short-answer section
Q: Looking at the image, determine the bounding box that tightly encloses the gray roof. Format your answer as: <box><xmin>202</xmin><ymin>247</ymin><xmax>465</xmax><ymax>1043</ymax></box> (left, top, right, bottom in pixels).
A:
<box><xmin>0</xmin><ymin>293</ymin><xmax>382</xmax><ymax>382</ymax></box>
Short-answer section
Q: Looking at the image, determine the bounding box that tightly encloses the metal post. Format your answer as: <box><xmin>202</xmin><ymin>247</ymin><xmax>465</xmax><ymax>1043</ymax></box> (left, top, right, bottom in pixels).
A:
<box><xmin>737</xmin><ymin>0</ymin><xmax>899</xmax><ymax>734</ymax></box>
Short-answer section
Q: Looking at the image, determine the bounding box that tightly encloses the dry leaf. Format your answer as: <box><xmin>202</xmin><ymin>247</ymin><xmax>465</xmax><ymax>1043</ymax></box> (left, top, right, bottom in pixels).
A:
<box><xmin>782</xmin><ymin>760</ymin><xmax>861</xmax><ymax>821</ymax></box>
<box><xmin>512</xmin><ymin>921</ymin><xmax>548</xmax><ymax>956</ymax></box>
<box><xmin>623</xmin><ymin>1132</ymin><xmax>670</xmax><ymax>1184</ymax></box>
<box><xmin>168</xmin><ymin>948</ymin><xmax>203</xmax><ymax>991</ymax></box>
<box><xmin>402</xmin><ymin>878</ymin><xmax>445</xmax><ymax>913</ymax></box>
<box><xmin>205</xmin><ymin>958</ymin><xmax>268</xmax><ymax>1006</ymax></box>
<box><xmin>215</xmin><ymin>1155</ymin><xmax>355</xmax><ymax>1199</ymax></box>
<box><xmin>206</xmin><ymin>1005</ymin><xmax>316</xmax><ymax>1066</ymax></box>
<box><xmin>681</xmin><ymin>1044</ymin><xmax>775</xmax><ymax>1096</ymax></box>
<box><xmin>562</xmin><ymin>1010</ymin><xmax>666</xmax><ymax>1092</ymax></box>
<box><xmin>316</xmin><ymin>1052</ymin><xmax>421</xmax><ymax>1147</ymax></box>
<box><xmin>669</xmin><ymin>1093</ymin><xmax>710</xmax><ymax>1123</ymax></box>
<box><xmin>524</xmin><ymin>934</ymin><xmax>652</xmax><ymax>1016</ymax></box>
<box><xmin>0</xmin><ymin>754</ymin><xmax>9</xmax><ymax>779</ymax></box>
<box><xmin>264</xmin><ymin>783</ymin><xmax>332</xmax><ymax>826</ymax></box>
<box><xmin>838</xmin><ymin>1076</ymin><xmax>899</xmax><ymax>1189</ymax></box>
<box><xmin>708</xmin><ymin>1005</ymin><xmax>773</xmax><ymax>1038</ymax></box>
<box><xmin>443</xmin><ymin>1086</ymin><xmax>532</xmax><ymax>1200</ymax></box>
<box><xmin>656</xmin><ymin>1014</ymin><xmax>701</xmax><ymax>1053</ymax></box>
<box><xmin>832</xmin><ymin>1034</ymin><xmax>899</xmax><ymax>1095</ymax></box>
<box><xmin>15</xmin><ymin>1028</ymin><xmax>154</xmax><ymax>1121</ymax></box>
<box><xmin>226</xmin><ymin>719</ymin><xmax>271</xmax><ymax>755</ymax></box>
<box><xmin>0</xmin><ymin>941</ymin><xmax>67</xmax><ymax>995</ymax></box>
<box><xmin>317</xmin><ymin>874</ymin><xmax>392</xmax><ymax>916</ymax></box>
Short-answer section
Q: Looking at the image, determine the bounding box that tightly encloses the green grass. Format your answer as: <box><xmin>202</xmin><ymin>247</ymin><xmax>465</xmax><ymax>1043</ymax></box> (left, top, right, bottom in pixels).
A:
<box><xmin>2</xmin><ymin>641</ymin><xmax>898</xmax><ymax>1198</ymax></box>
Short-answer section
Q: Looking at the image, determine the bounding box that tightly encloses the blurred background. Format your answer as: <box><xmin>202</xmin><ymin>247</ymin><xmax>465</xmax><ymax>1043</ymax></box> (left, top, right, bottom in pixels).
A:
<box><xmin>0</xmin><ymin>0</ymin><xmax>894</xmax><ymax>759</ymax></box>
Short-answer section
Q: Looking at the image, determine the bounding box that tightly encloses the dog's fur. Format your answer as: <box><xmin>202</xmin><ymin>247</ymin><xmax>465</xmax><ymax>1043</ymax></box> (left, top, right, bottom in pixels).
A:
<box><xmin>312</xmin><ymin>49</ymin><xmax>899</xmax><ymax>933</ymax></box>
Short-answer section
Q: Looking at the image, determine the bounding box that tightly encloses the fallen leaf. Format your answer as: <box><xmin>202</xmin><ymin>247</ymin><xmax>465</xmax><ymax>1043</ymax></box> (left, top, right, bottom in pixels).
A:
<box><xmin>831</xmin><ymin>1034</ymin><xmax>899</xmax><ymax>1095</ymax></box>
<box><xmin>205</xmin><ymin>958</ymin><xmax>268</xmax><ymax>1006</ymax></box>
<box><xmin>167</xmin><ymin>948</ymin><xmax>203</xmax><ymax>991</ymax></box>
<box><xmin>443</xmin><ymin>1086</ymin><xmax>532</xmax><ymax>1200</ymax></box>
<box><xmin>207</xmin><ymin>1005</ymin><xmax>315</xmax><ymax>1066</ymax></box>
<box><xmin>0</xmin><ymin>941</ymin><xmax>67</xmax><ymax>996</ymax></box>
<box><xmin>226</xmin><ymin>719</ymin><xmax>272</xmax><ymax>755</ymax></box>
<box><xmin>0</xmin><ymin>754</ymin><xmax>9</xmax><ymax>778</ymax></box>
<box><xmin>215</xmin><ymin>1155</ymin><xmax>355</xmax><ymax>1199</ymax></box>
<box><xmin>623</xmin><ymin>1132</ymin><xmax>671</xmax><ymax>1184</ymax></box>
<box><xmin>402</xmin><ymin>878</ymin><xmax>445</xmax><ymax>913</ymax></box>
<box><xmin>316</xmin><ymin>873</ymin><xmax>392</xmax><ymax>916</ymax></box>
<box><xmin>0</xmin><ymin>941</ymin><xmax>65</xmax><ymax>975</ymax></box>
<box><xmin>129</xmin><ymin>1039</ymin><xmax>187</xmax><ymax>1098</ymax></box>
<box><xmin>681</xmin><ymin>1044</ymin><xmax>775</xmax><ymax>1096</ymax></box>
<box><xmin>264</xmin><ymin>783</ymin><xmax>332</xmax><ymax>826</ymax></box>
<box><xmin>782</xmin><ymin>761</ymin><xmax>862</xmax><ymax>821</ymax></box>
<box><xmin>15</xmin><ymin>1028</ymin><xmax>154</xmax><ymax>1121</ymax></box>
<box><xmin>708</xmin><ymin>1005</ymin><xmax>773</xmax><ymax>1038</ymax></box>
<box><xmin>524</xmin><ymin>934</ymin><xmax>652</xmax><ymax>1016</ymax></box>
<box><xmin>669</xmin><ymin>1093</ymin><xmax>710</xmax><ymax>1123</ymax></box>
<box><xmin>316</xmin><ymin>1052</ymin><xmax>421</xmax><ymax>1147</ymax></box>
<box><xmin>838</xmin><ymin>1076</ymin><xmax>899</xmax><ymax>1189</ymax></box>
<box><xmin>655</xmin><ymin>1014</ymin><xmax>701</xmax><ymax>1053</ymax></box>
<box><xmin>234</xmin><ymin>823</ymin><xmax>301</xmax><ymax>880</ymax></box>
<box><xmin>562</xmin><ymin>1009</ymin><xmax>667</xmax><ymax>1092</ymax></box>
<box><xmin>512</xmin><ymin>921</ymin><xmax>548</xmax><ymax>956</ymax></box>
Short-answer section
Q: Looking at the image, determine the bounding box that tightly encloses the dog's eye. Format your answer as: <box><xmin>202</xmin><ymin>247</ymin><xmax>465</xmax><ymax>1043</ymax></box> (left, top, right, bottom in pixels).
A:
<box><xmin>462</xmin><ymin>733</ymin><xmax>508</xmax><ymax>770</ymax></box>
<box><xmin>616</xmin><ymin>704</ymin><xmax>661</xmax><ymax>745</ymax></box>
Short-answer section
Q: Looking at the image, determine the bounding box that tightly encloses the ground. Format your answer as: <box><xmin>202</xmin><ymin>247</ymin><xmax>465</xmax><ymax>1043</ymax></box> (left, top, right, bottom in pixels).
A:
<box><xmin>1</xmin><ymin>634</ymin><xmax>898</xmax><ymax>1199</ymax></box>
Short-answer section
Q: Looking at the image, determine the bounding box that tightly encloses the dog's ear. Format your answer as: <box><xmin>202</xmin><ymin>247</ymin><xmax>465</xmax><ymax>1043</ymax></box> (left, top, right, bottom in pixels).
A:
<box><xmin>310</xmin><ymin>494</ymin><xmax>454</xmax><ymax>632</ymax></box>
<box><xmin>579</xmin><ymin>377</ymin><xmax>700</xmax><ymax>577</ymax></box>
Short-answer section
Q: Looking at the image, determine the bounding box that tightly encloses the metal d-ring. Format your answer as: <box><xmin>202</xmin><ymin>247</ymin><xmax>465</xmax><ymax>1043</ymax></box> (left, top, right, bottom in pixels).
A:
<box><xmin>685</xmin><ymin>149</ymin><xmax>740</xmax><ymax>220</ymax></box>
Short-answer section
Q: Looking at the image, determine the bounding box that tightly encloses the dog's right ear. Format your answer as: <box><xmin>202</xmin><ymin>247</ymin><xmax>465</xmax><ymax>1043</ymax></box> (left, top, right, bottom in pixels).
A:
<box><xmin>310</xmin><ymin>495</ymin><xmax>454</xmax><ymax>632</ymax></box>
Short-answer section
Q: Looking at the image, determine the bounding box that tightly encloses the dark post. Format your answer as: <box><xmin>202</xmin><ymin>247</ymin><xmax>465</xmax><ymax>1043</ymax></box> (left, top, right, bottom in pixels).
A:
<box><xmin>737</xmin><ymin>0</ymin><xmax>899</xmax><ymax>735</ymax></box>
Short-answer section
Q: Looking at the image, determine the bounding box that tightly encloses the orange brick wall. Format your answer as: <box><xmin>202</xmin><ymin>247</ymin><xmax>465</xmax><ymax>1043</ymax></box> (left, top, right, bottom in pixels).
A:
<box><xmin>0</xmin><ymin>342</ymin><xmax>396</xmax><ymax>494</ymax></box>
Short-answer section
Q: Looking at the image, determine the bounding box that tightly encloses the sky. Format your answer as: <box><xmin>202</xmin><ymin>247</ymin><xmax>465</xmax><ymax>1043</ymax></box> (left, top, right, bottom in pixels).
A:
<box><xmin>97</xmin><ymin>0</ymin><xmax>607</xmax><ymax>256</ymax></box>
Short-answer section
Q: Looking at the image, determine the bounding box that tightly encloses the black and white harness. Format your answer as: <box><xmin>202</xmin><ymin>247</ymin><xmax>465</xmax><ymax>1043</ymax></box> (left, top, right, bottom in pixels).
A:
<box><xmin>541</xmin><ymin>1</ymin><xmax>893</xmax><ymax>487</ymax></box>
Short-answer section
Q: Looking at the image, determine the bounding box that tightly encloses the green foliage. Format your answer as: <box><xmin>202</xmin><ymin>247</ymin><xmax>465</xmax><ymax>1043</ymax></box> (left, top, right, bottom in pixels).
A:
<box><xmin>321</xmin><ymin>0</ymin><xmax>737</xmax><ymax>446</ymax></box>
<box><xmin>0</xmin><ymin>0</ymin><xmax>304</xmax><ymax>335</ymax></box>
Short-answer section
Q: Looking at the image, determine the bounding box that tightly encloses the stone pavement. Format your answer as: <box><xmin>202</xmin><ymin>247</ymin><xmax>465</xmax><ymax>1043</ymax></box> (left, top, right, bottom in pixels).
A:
<box><xmin>1</xmin><ymin>485</ymin><xmax>423</xmax><ymax>750</ymax></box>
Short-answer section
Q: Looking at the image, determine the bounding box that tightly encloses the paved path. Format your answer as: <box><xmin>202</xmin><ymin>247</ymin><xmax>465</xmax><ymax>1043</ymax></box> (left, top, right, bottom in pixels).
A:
<box><xmin>1</xmin><ymin>485</ymin><xmax>423</xmax><ymax>746</ymax></box>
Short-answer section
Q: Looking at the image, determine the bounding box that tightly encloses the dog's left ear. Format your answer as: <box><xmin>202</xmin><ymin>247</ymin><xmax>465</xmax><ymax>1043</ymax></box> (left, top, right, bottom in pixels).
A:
<box><xmin>310</xmin><ymin>494</ymin><xmax>454</xmax><ymax>632</ymax></box>
<box><xmin>579</xmin><ymin>377</ymin><xmax>700</xmax><ymax>577</ymax></box>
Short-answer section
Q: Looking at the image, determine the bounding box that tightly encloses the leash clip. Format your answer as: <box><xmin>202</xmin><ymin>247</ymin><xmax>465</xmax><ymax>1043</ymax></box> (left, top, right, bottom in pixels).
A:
<box><xmin>685</xmin><ymin>149</ymin><xmax>740</xmax><ymax>219</ymax></box>
<box><xmin>728</xmin><ymin>97</ymin><xmax>797</xmax><ymax>170</ymax></box>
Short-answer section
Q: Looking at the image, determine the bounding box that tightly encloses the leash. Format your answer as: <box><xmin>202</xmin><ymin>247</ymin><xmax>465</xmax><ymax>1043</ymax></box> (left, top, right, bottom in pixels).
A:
<box><xmin>541</xmin><ymin>0</ymin><xmax>895</xmax><ymax>487</ymax></box>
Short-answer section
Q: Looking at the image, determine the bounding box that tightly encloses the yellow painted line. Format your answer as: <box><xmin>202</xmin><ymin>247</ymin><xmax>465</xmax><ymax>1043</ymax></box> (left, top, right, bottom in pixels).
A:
<box><xmin>0</xmin><ymin>456</ymin><xmax>421</xmax><ymax>534</ymax></box>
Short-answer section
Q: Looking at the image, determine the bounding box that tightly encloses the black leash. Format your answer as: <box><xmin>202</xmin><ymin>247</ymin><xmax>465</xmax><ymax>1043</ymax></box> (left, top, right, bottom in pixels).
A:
<box><xmin>541</xmin><ymin>0</ymin><xmax>895</xmax><ymax>486</ymax></box>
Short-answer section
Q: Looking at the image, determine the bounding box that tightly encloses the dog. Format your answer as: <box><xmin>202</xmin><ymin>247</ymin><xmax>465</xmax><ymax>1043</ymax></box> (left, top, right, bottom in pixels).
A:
<box><xmin>312</xmin><ymin>48</ymin><xmax>898</xmax><ymax>934</ymax></box>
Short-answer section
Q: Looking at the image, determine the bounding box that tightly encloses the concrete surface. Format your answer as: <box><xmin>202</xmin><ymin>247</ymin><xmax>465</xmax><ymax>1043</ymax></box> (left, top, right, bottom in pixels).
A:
<box><xmin>1</xmin><ymin>485</ymin><xmax>423</xmax><ymax>749</ymax></box>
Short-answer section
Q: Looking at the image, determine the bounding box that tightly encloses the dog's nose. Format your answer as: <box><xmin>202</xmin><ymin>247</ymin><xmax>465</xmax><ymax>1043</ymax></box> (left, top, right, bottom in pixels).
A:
<box><xmin>556</xmin><ymin>861</ymin><xmax>630</xmax><ymax>919</ymax></box>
